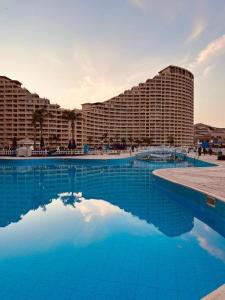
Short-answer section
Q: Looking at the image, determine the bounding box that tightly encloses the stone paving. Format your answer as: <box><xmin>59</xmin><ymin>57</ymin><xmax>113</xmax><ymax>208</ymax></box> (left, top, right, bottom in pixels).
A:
<box><xmin>0</xmin><ymin>152</ymin><xmax>134</xmax><ymax>160</ymax></box>
<box><xmin>153</xmin><ymin>154</ymin><xmax>225</xmax><ymax>203</ymax></box>
<box><xmin>71</xmin><ymin>153</ymin><xmax>134</xmax><ymax>160</ymax></box>
<box><xmin>202</xmin><ymin>284</ymin><xmax>225</xmax><ymax>300</ymax></box>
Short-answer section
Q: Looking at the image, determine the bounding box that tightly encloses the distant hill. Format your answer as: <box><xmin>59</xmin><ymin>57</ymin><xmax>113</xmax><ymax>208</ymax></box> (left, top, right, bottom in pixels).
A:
<box><xmin>194</xmin><ymin>123</ymin><xmax>225</xmax><ymax>142</ymax></box>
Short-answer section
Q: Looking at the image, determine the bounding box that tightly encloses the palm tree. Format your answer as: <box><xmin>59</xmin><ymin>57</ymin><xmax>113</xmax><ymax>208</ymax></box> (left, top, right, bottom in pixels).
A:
<box><xmin>31</xmin><ymin>111</ymin><xmax>40</xmax><ymax>150</ymax></box>
<box><xmin>87</xmin><ymin>136</ymin><xmax>93</xmax><ymax>145</ymax></box>
<box><xmin>114</xmin><ymin>134</ymin><xmax>120</xmax><ymax>143</ymax></box>
<box><xmin>134</xmin><ymin>138</ymin><xmax>141</xmax><ymax>146</ymax></box>
<box><xmin>128</xmin><ymin>136</ymin><xmax>133</xmax><ymax>145</ymax></box>
<box><xmin>109</xmin><ymin>137</ymin><xmax>114</xmax><ymax>145</ymax></box>
<box><xmin>142</xmin><ymin>137</ymin><xmax>153</xmax><ymax>146</ymax></box>
<box><xmin>49</xmin><ymin>134</ymin><xmax>60</xmax><ymax>148</ymax></box>
<box><xmin>62</xmin><ymin>110</ymin><xmax>82</xmax><ymax>145</ymax></box>
<box><xmin>167</xmin><ymin>135</ymin><xmax>175</xmax><ymax>146</ymax></box>
<box><xmin>121</xmin><ymin>137</ymin><xmax>127</xmax><ymax>146</ymax></box>
<box><xmin>100</xmin><ymin>132</ymin><xmax>108</xmax><ymax>143</ymax></box>
<box><xmin>37</xmin><ymin>108</ymin><xmax>46</xmax><ymax>145</ymax></box>
<box><xmin>32</xmin><ymin>107</ymin><xmax>52</xmax><ymax>149</ymax></box>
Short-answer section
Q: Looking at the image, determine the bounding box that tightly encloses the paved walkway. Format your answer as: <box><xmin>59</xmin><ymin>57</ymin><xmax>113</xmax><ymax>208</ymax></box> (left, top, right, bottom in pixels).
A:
<box><xmin>70</xmin><ymin>153</ymin><xmax>134</xmax><ymax>160</ymax></box>
<box><xmin>153</xmin><ymin>154</ymin><xmax>225</xmax><ymax>203</ymax></box>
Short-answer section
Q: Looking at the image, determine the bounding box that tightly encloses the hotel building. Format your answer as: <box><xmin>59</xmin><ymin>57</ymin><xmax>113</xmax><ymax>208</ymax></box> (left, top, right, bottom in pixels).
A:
<box><xmin>0</xmin><ymin>76</ymin><xmax>83</xmax><ymax>148</ymax></box>
<box><xmin>82</xmin><ymin>66</ymin><xmax>194</xmax><ymax>147</ymax></box>
<box><xmin>194</xmin><ymin>123</ymin><xmax>225</xmax><ymax>144</ymax></box>
<box><xmin>0</xmin><ymin>65</ymin><xmax>194</xmax><ymax>149</ymax></box>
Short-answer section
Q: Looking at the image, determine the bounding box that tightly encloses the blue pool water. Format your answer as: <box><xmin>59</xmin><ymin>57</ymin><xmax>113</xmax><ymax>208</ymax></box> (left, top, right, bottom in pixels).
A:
<box><xmin>0</xmin><ymin>158</ymin><xmax>224</xmax><ymax>300</ymax></box>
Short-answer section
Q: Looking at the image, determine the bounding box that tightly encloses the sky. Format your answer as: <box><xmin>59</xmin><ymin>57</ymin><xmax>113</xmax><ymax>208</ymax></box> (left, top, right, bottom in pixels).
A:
<box><xmin>0</xmin><ymin>0</ymin><xmax>225</xmax><ymax>127</ymax></box>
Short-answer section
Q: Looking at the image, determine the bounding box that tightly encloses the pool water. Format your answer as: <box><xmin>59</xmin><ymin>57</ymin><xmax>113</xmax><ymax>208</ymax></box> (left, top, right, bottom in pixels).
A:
<box><xmin>0</xmin><ymin>158</ymin><xmax>224</xmax><ymax>300</ymax></box>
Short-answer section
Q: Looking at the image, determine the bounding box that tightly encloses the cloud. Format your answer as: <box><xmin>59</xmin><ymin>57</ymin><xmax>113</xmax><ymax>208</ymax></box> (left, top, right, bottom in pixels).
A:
<box><xmin>64</xmin><ymin>44</ymin><xmax>165</xmax><ymax>107</ymax></box>
<box><xmin>65</xmin><ymin>45</ymin><xmax>129</xmax><ymax>104</ymax></box>
<box><xmin>38</xmin><ymin>50</ymin><xmax>63</xmax><ymax>67</ymax></box>
<box><xmin>131</xmin><ymin>0</ymin><xmax>145</xmax><ymax>9</ymax></box>
<box><xmin>186</xmin><ymin>22</ymin><xmax>205</xmax><ymax>43</ymax></box>
<box><xmin>203</xmin><ymin>65</ymin><xmax>214</xmax><ymax>77</ymax></box>
<box><xmin>196</xmin><ymin>34</ymin><xmax>225</xmax><ymax>64</ymax></box>
<box><xmin>190</xmin><ymin>222</ymin><xmax>225</xmax><ymax>263</ymax></box>
<box><xmin>0</xmin><ymin>196</ymin><xmax>154</xmax><ymax>258</ymax></box>
<box><xmin>129</xmin><ymin>0</ymin><xmax>184</xmax><ymax>20</ymax></box>
<box><xmin>188</xmin><ymin>33</ymin><xmax>225</xmax><ymax>74</ymax></box>
<box><xmin>197</xmin><ymin>236</ymin><xmax>225</xmax><ymax>263</ymax></box>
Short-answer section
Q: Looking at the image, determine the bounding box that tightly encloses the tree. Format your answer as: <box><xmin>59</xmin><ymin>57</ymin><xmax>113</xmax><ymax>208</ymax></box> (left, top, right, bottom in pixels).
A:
<box><xmin>87</xmin><ymin>136</ymin><xmax>93</xmax><ymax>145</ymax></box>
<box><xmin>121</xmin><ymin>137</ymin><xmax>127</xmax><ymax>146</ymax></box>
<box><xmin>31</xmin><ymin>111</ymin><xmax>40</xmax><ymax>150</ymax></box>
<box><xmin>128</xmin><ymin>136</ymin><xmax>133</xmax><ymax>145</ymax></box>
<box><xmin>49</xmin><ymin>134</ymin><xmax>60</xmax><ymax>148</ymax></box>
<box><xmin>114</xmin><ymin>134</ymin><xmax>120</xmax><ymax>143</ymax></box>
<box><xmin>167</xmin><ymin>135</ymin><xmax>175</xmax><ymax>146</ymax></box>
<box><xmin>12</xmin><ymin>136</ymin><xmax>17</xmax><ymax>150</ymax></box>
<box><xmin>100</xmin><ymin>132</ymin><xmax>108</xmax><ymax>143</ymax></box>
<box><xmin>62</xmin><ymin>110</ymin><xmax>82</xmax><ymax>143</ymax></box>
<box><xmin>134</xmin><ymin>138</ymin><xmax>141</xmax><ymax>145</ymax></box>
<box><xmin>31</xmin><ymin>107</ymin><xmax>51</xmax><ymax>149</ymax></box>
<box><xmin>142</xmin><ymin>137</ymin><xmax>153</xmax><ymax>146</ymax></box>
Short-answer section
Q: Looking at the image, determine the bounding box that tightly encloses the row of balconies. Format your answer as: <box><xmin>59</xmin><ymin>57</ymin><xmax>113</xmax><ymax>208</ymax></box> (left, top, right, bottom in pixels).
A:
<box><xmin>88</xmin><ymin>102</ymin><xmax>193</xmax><ymax>110</ymax></box>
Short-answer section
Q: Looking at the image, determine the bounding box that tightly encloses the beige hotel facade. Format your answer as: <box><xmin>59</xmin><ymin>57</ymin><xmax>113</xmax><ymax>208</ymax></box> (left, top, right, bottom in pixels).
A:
<box><xmin>0</xmin><ymin>76</ymin><xmax>83</xmax><ymax>148</ymax></box>
<box><xmin>0</xmin><ymin>65</ymin><xmax>194</xmax><ymax>149</ymax></box>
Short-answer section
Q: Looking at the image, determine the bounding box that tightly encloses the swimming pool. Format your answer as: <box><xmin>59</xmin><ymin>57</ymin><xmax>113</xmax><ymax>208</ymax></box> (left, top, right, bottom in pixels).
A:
<box><xmin>0</xmin><ymin>158</ymin><xmax>224</xmax><ymax>300</ymax></box>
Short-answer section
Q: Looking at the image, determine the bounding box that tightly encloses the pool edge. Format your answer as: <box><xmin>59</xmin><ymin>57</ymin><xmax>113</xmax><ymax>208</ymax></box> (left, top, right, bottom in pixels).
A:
<box><xmin>153</xmin><ymin>155</ymin><xmax>225</xmax><ymax>204</ymax></box>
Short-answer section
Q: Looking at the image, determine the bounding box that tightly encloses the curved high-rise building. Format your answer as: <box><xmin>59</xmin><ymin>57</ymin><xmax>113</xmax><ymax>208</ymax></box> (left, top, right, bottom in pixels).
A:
<box><xmin>0</xmin><ymin>65</ymin><xmax>194</xmax><ymax>149</ymax></box>
<box><xmin>0</xmin><ymin>76</ymin><xmax>83</xmax><ymax>148</ymax></box>
<box><xmin>82</xmin><ymin>65</ymin><xmax>194</xmax><ymax>146</ymax></box>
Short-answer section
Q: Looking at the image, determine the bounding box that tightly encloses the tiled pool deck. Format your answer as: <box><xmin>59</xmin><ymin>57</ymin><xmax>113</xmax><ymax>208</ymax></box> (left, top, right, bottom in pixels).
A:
<box><xmin>0</xmin><ymin>153</ymin><xmax>134</xmax><ymax>160</ymax></box>
<box><xmin>202</xmin><ymin>284</ymin><xmax>225</xmax><ymax>300</ymax></box>
<box><xmin>153</xmin><ymin>154</ymin><xmax>225</xmax><ymax>299</ymax></box>
<box><xmin>153</xmin><ymin>154</ymin><xmax>225</xmax><ymax>204</ymax></box>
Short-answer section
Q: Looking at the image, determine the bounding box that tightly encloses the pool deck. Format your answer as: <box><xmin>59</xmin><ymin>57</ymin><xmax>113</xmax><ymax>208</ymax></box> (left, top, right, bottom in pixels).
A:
<box><xmin>154</xmin><ymin>155</ymin><xmax>225</xmax><ymax>299</ymax></box>
<box><xmin>153</xmin><ymin>154</ymin><xmax>225</xmax><ymax>203</ymax></box>
<box><xmin>0</xmin><ymin>153</ymin><xmax>134</xmax><ymax>160</ymax></box>
<box><xmin>202</xmin><ymin>284</ymin><xmax>225</xmax><ymax>300</ymax></box>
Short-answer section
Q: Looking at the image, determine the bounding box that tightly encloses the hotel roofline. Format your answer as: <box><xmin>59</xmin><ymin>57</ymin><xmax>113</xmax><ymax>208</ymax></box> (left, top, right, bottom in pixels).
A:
<box><xmin>82</xmin><ymin>65</ymin><xmax>194</xmax><ymax>106</ymax></box>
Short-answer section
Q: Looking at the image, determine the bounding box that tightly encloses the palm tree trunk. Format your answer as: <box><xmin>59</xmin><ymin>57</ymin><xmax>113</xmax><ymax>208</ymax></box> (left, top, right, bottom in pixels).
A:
<box><xmin>34</xmin><ymin>125</ymin><xmax>37</xmax><ymax>150</ymax></box>
<box><xmin>40</xmin><ymin>122</ymin><xmax>43</xmax><ymax>149</ymax></box>
<box><xmin>71</xmin><ymin>121</ymin><xmax>75</xmax><ymax>141</ymax></box>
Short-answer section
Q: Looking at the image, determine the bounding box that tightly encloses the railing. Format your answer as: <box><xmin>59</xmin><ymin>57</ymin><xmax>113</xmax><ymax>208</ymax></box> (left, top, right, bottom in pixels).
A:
<box><xmin>0</xmin><ymin>148</ymin><xmax>131</xmax><ymax>157</ymax></box>
<box><xmin>87</xmin><ymin>149</ymin><xmax>131</xmax><ymax>155</ymax></box>
<box><xmin>0</xmin><ymin>149</ymin><xmax>82</xmax><ymax>157</ymax></box>
<box><xmin>0</xmin><ymin>150</ymin><xmax>15</xmax><ymax>156</ymax></box>
<box><xmin>32</xmin><ymin>149</ymin><xmax>84</xmax><ymax>156</ymax></box>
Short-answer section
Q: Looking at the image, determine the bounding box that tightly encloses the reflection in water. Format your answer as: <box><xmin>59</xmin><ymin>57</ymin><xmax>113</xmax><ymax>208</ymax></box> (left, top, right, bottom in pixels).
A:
<box><xmin>0</xmin><ymin>161</ymin><xmax>225</xmax><ymax>239</ymax></box>
<box><xmin>190</xmin><ymin>221</ymin><xmax>225</xmax><ymax>263</ymax></box>
<box><xmin>0</xmin><ymin>195</ymin><xmax>156</xmax><ymax>258</ymax></box>
<box><xmin>0</xmin><ymin>162</ymin><xmax>194</xmax><ymax>237</ymax></box>
<box><xmin>0</xmin><ymin>160</ymin><xmax>225</xmax><ymax>300</ymax></box>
